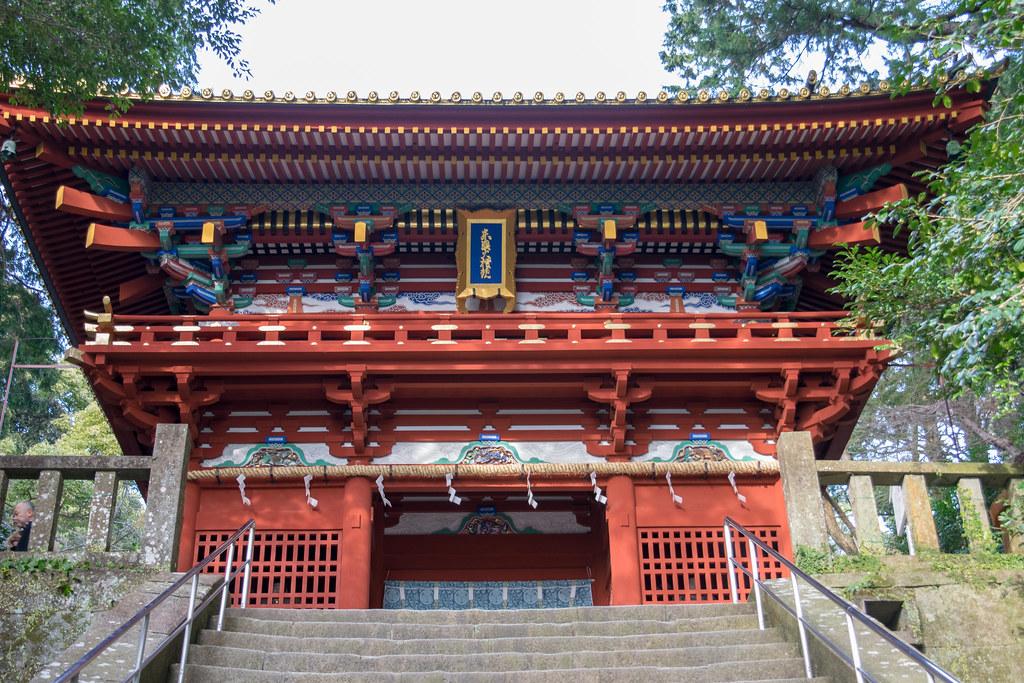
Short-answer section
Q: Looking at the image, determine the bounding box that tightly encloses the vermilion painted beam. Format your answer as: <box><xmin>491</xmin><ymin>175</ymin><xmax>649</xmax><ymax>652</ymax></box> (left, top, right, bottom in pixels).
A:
<box><xmin>56</xmin><ymin>185</ymin><xmax>133</xmax><ymax>221</ymax></box>
<box><xmin>807</xmin><ymin>221</ymin><xmax>880</xmax><ymax>249</ymax></box>
<box><xmin>118</xmin><ymin>274</ymin><xmax>165</xmax><ymax>305</ymax></box>
<box><xmin>35</xmin><ymin>141</ymin><xmax>75</xmax><ymax>168</ymax></box>
<box><xmin>835</xmin><ymin>183</ymin><xmax>908</xmax><ymax>219</ymax></box>
<box><xmin>85</xmin><ymin>223</ymin><xmax>160</xmax><ymax>252</ymax></box>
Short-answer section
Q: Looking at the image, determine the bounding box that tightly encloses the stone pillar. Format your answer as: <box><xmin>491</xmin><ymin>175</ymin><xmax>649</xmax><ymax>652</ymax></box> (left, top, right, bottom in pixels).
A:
<box><xmin>29</xmin><ymin>470</ymin><xmax>64</xmax><ymax>552</ymax></box>
<box><xmin>86</xmin><ymin>471</ymin><xmax>118</xmax><ymax>551</ymax></box>
<box><xmin>140</xmin><ymin>423</ymin><xmax>192</xmax><ymax>569</ymax></box>
<box><xmin>848</xmin><ymin>474</ymin><xmax>884</xmax><ymax>552</ymax></box>
<box><xmin>339</xmin><ymin>477</ymin><xmax>374</xmax><ymax>608</ymax></box>
<box><xmin>956</xmin><ymin>477</ymin><xmax>992</xmax><ymax>553</ymax></box>
<box><xmin>1007</xmin><ymin>478</ymin><xmax>1023</xmax><ymax>554</ymax></box>
<box><xmin>902</xmin><ymin>474</ymin><xmax>939</xmax><ymax>554</ymax></box>
<box><xmin>0</xmin><ymin>470</ymin><xmax>8</xmax><ymax>520</ymax></box>
<box><xmin>777</xmin><ymin>431</ymin><xmax>828</xmax><ymax>552</ymax></box>
<box><xmin>606</xmin><ymin>475</ymin><xmax>642</xmax><ymax>605</ymax></box>
<box><xmin>176</xmin><ymin>480</ymin><xmax>201</xmax><ymax>571</ymax></box>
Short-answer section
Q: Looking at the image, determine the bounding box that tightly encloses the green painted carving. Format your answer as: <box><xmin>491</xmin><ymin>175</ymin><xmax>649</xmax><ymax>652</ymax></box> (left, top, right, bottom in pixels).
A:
<box><xmin>202</xmin><ymin>443</ymin><xmax>343</xmax><ymax>468</ymax></box>
<box><xmin>837</xmin><ymin>163</ymin><xmax>893</xmax><ymax>198</ymax></box>
<box><xmin>433</xmin><ymin>441</ymin><xmax>541</xmax><ymax>465</ymax></box>
<box><xmin>646</xmin><ymin>440</ymin><xmax>763</xmax><ymax>463</ymax></box>
<box><xmin>71</xmin><ymin>165</ymin><xmax>130</xmax><ymax>201</ymax></box>
<box><xmin>433</xmin><ymin>512</ymin><xmax>542</xmax><ymax>535</ymax></box>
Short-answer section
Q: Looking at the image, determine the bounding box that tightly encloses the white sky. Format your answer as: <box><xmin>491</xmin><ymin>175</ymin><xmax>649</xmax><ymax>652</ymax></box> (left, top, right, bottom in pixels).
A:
<box><xmin>197</xmin><ymin>1</ymin><xmax>674</xmax><ymax>95</ymax></box>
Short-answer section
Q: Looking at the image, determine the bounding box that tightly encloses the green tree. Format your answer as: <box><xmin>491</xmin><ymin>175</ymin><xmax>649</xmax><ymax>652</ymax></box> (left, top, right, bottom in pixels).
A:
<box><xmin>662</xmin><ymin>0</ymin><xmax>1024</xmax><ymax>418</ymax></box>
<box><xmin>0</xmin><ymin>194</ymin><xmax>81</xmax><ymax>452</ymax></box>
<box><xmin>1</xmin><ymin>0</ymin><xmax>269</xmax><ymax>450</ymax></box>
<box><xmin>0</xmin><ymin>0</ymin><xmax>270</xmax><ymax>118</ymax></box>
<box><xmin>0</xmin><ymin>372</ymin><xmax>141</xmax><ymax>552</ymax></box>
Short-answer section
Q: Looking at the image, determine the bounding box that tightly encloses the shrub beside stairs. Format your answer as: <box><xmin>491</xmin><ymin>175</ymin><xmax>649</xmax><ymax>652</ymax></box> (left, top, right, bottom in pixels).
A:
<box><xmin>174</xmin><ymin>603</ymin><xmax>831</xmax><ymax>682</ymax></box>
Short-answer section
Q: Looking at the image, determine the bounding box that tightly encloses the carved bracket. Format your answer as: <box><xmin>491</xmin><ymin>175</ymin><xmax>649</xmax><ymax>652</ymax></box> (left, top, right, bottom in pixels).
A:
<box><xmin>585</xmin><ymin>368</ymin><xmax>652</xmax><ymax>456</ymax></box>
<box><xmin>753</xmin><ymin>363</ymin><xmax>884</xmax><ymax>444</ymax></box>
<box><xmin>324</xmin><ymin>367</ymin><xmax>393</xmax><ymax>454</ymax></box>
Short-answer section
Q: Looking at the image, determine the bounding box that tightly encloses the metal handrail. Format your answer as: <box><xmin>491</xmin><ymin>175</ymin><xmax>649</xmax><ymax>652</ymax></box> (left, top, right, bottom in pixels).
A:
<box><xmin>55</xmin><ymin>519</ymin><xmax>256</xmax><ymax>683</ymax></box>
<box><xmin>724</xmin><ymin>517</ymin><xmax>959</xmax><ymax>683</ymax></box>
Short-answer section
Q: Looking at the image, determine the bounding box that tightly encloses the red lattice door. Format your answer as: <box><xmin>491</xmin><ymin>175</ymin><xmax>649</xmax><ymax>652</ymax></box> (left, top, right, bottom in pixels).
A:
<box><xmin>194</xmin><ymin>530</ymin><xmax>342</xmax><ymax>608</ymax></box>
<box><xmin>638</xmin><ymin>526</ymin><xmax>786</xmax><ymax>604</ymax></box>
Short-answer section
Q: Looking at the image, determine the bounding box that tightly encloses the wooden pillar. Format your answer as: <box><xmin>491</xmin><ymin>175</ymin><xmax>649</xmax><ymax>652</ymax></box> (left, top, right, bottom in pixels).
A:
<box><xmin>777</xmin><ymin>431</ymin><xmax>829</xmax><ymax>551</ymax></box>
<box><xmin>340</xmin><ymin>477</ymin><xmax>374</xmax><ymax>608</ymax></box>
<box><xmin>30</xmin><ymin>470</ymin><xmax>64</xmax><ymax>552</ymax></box>
<box><xmin>606</xmin><ymin>475</ymin><xmax>642</xmax><ymax>605</ymax></box>
<box><xmin>589</xmin><ymin>498</ymin><xmax>612</xmax><ymax>606</ymax></box>
<box><xmin>86</xmin><ymin>471</ymin><xmax>118</xmax><ymax>551</ymax></box>
<box><xmin>956</xmin><ymin>477</ymin><xmax>992</xmax><ymax>553</ymax></box>
<box><xmin>848</xmin><ymin>475</ymin><xmax>884</xmax><ymax>552</ymax></box>
<box><xmin>902</xmin><ymin>474</ymin><xmax>940</xmax><ymax>554</ymax></box>
<box><xmin>370</xmin><ymin>497</ymin><xmax>386</xmax><ymax>609</ymax></box>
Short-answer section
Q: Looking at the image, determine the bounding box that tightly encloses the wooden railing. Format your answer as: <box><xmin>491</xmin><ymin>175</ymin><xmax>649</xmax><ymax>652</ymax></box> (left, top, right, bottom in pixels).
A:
<box><xmin>0</xmin><ymin>455</ymin><xmax>150</xmax><ymax>553</ymax></box>
<box><xmin>82</xmin><ymin>310</ymin><xmax>870</xmax><ymax>349</ymax></box>
<box><xmin>818</xmin><ymin>460</ymin><xmax>1023</xmax><ymax>554</ymax></box>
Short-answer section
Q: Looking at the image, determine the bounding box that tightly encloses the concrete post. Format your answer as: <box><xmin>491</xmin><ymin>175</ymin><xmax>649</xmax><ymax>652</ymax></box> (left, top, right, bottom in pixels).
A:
<box><xmin>902</xmin><ymin>474</ymin><xmax>940</xmax><ymax>554</ymax></box>
<box><xmin>956</xmin><ymin>477</ymin><xmax>993</xmax><ymax>553</ymax></box>
<box><xmin>777</xmin><ymin>431</ymin><xmax>829</xmax><ymax>552</ymax></box>
<box><xmin>606</xmin><ymin>475</ymin><xmax>642</xmax><ymax>605</ymax></box>
<box><xmin>86</xmin><ymin>470</ymin><xmax>118</xmax><ymax>551</ymax></box>
<box><xmin>140</xmin><ymin>424</ymin><xmax>192</xmax><ymax>569</ymax></box>
<box><xmin>1007</xmin><ymin>478</ymin><xmax>1023</xmax><ymax>554</ymax></box>
<box><xmin>29</xmin><ymin>470</ymin><xmax>64</xmax><ymax>552</ymax></box>
<box><xmin>0</xmin><ymin>470</ymin><xmax>8</xmax><ymax>521</ymax></box>
<box><xmin>339</xmin><ymin>477</ymin><xmax>374</xmax><ymax>608</ymax></box>
<box><xmin>848</xmin><ymin>474</ymin><xmax>885</xmax><ymax>552</ymax></box>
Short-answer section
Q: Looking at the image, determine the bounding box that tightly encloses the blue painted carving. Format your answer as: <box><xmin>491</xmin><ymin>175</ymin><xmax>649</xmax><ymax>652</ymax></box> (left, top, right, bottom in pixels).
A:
<box><xmin>382</xmin><ymin>580</ymin><xmax>594</xmax><ymax>610</ymax></box>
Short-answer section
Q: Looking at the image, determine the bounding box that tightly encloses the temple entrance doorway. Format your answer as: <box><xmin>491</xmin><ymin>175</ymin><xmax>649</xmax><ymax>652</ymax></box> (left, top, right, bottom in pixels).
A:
<box><xmin>374</xmin><ymin>489</ymin><xmax>610</xmax><ymax>609</ymax></box>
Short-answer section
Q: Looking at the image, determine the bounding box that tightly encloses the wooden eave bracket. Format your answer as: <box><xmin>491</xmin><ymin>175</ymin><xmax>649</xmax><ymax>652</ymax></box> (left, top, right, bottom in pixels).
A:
<box><xmin>56</xmin><ymin>185</ymin><xmax>133</xmax><ymax>221</ymax></box>
<box><xmin>834</xmin><ymin>183</ymin><xmax>908</xmax><ymax>219</ymax></box>
<box><xmin>324</xmin><ymin>369</ymin><xmax>393</xmax><ymax>454</ymax></box>
<box><xmin>35</xmin><ymin>141</ymin><xmax>74</xmax><ymax>168</ymax></box>
<box><xmin>585</xmin><ymin>369</ymin><xmax>653</xmax><ymax>455</ymax></box>
<box><xmin>807</xmin><ymin>221</ymin><xmax>880</xmax><ymax>250</ymax></box>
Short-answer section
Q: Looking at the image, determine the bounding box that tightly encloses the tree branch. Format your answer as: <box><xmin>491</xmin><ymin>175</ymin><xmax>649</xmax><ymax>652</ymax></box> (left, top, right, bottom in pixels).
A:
<box><xmin>822</xmin><ymin>486</ymin><xmax>861</xmax><ymax>554</ymax></box>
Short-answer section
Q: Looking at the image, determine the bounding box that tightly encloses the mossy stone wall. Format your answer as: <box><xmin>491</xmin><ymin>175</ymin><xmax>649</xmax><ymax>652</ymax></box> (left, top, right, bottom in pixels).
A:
<box><xmin>0</xmin><ymin>555</ymin><xmax>152</xmax><ymax>683</ymax></box>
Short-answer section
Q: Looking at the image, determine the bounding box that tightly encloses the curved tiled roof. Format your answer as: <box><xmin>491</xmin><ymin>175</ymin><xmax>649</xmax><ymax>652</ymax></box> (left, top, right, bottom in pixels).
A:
<box><xmin>143</xmin><ymin>82</ymin><xmax>893</xmax><ymax>106</ymax></box>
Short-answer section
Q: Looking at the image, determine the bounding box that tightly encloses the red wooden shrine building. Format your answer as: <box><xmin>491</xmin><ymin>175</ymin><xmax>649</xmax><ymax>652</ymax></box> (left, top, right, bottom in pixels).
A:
<box><xmin>0</xmin><ymin>84</ymin><xmax>985</xmax><ymax>609</ymax></box>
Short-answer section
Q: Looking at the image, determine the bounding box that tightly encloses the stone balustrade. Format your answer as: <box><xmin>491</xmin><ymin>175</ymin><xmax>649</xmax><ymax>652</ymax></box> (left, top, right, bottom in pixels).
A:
<box><xmin>0</xmin><ymin>424</ymin><xmax>191</xmax><ymax>568</ymax></box>
<box><xmin>779</xmin><ymin>431</ymin><xmax>1024</xmax><ymax>555</ymax></box>
<box><xmin>0</xmin><ymin>455</ymin><xmax>149</xmax><ymax>553</ymax></box>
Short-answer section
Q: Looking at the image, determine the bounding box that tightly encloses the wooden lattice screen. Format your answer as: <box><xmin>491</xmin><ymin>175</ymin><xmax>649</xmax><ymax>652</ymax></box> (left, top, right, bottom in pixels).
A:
<box><xmin>638</xmin><ymin>526</ymin><xmax>785</xmax><ymax>604</ymax></box>
<box><xmin>194</xmin><ymin>530</ymin><xmax>342</xmax><ymax>608</ymax></box>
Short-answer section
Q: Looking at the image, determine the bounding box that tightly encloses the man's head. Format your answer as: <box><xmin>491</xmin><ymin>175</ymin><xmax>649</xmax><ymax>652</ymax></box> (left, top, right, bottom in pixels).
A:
<box><xmin>12</xmin><ymin>501</ymin><xmax>34</xmax><ymax>527</ymax></box>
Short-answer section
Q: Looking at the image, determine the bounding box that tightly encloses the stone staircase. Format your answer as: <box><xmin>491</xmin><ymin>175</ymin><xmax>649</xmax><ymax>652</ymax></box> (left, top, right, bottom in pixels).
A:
<box><xmin>174</xmin><ymin>603</ymin><xmax>831</xmax><ymax>682</ymax></box>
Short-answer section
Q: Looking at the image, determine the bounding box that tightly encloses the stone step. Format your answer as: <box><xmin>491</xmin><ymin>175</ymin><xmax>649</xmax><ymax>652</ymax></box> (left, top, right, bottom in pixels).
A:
<box><xmin>178</xmin><ymin>660</ymin><xmax>824</xmax><ymax>683</ymax></box>
<box><xmin>198</xmin><ymin>625</ymin><xmax>787</xmax><ymax>655</ymax></box>
<box><xmin>224</xmin><ymin>602</ymin><xmax>753</xmax><ymax>624</ymax></box>
<box><xmin>185</xmin><ymin>642</ymin><xmax>800</xmax><ymax>674</ymax></box>
<box><xmin>220</xmin><ymin>612</ymin><xmax>761</xmax><ymax>639</ymax></box>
